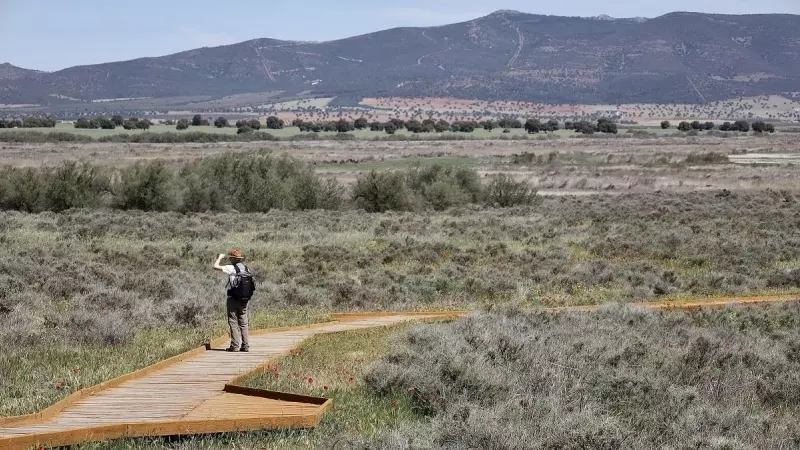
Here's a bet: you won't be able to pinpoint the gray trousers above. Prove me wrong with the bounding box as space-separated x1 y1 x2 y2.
226 297 249 349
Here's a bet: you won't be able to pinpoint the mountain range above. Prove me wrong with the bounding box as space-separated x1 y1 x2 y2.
2 10 800 106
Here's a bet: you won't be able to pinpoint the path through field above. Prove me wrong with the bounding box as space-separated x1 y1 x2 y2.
1 295 798 449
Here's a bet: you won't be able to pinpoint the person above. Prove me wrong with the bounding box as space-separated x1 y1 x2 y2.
213 250 254 352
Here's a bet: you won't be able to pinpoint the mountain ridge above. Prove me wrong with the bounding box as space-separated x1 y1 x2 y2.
3 10 800 106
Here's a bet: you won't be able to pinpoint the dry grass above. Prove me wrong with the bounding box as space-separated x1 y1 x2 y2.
349 303 800 449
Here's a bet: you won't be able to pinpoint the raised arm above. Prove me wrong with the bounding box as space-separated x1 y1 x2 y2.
212 253 227 271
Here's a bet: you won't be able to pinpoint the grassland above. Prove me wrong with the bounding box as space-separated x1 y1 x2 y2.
2 134 800 449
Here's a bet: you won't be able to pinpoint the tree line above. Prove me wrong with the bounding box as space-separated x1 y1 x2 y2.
0 117 57 128
74 115 152 130
290 117 619 135
661 120 775 133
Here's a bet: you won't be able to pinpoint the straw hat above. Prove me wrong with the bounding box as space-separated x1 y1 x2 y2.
228 249 245 260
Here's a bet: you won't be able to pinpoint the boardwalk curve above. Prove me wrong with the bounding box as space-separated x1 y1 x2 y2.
1 295 799 449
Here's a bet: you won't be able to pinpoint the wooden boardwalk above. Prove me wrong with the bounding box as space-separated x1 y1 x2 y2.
1 295 798 450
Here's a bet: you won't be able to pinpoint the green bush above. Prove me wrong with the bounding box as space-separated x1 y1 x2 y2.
0 131 93 143
0 162 105 212
352 170 415 212
406 164 483 211
0 167 45 211
114 161 177 211
179 152 342 212
43 162 106 211
485 173 538 207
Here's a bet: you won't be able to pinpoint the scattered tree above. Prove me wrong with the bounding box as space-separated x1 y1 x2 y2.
661 121 671 129
353 117 368 130
732 120 750 132
214 117 229 128
597 118 617 134
524 119 541 134
335 119 353 133
434 119 450 133
192 115 204 126
266 116 283 130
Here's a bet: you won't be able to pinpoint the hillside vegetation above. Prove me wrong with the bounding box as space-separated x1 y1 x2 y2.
3 11 800 105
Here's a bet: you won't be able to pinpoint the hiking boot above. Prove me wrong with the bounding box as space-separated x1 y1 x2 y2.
240 346 250 353
226 346 240 352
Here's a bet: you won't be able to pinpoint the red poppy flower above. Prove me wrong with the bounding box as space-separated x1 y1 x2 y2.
323 386 328 390
307 378 313 384
348 377 354 383
56 385 62 391
72 368 80 375
391 401 397 407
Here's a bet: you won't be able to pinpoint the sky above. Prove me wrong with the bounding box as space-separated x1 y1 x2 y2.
1 0 799 71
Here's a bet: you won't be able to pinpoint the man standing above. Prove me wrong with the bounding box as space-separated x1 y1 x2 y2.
213 250 255 352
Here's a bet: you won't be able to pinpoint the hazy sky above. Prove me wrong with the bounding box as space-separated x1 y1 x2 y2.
1 0 798 71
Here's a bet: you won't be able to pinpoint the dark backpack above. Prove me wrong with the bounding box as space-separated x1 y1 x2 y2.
229 264 256 301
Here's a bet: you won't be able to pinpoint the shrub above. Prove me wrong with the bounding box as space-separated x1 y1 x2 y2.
0 167 45 211
485 174 537 207
42 162 106 211
352 171 414 212
0 131 93 143
685 152 730 164
406 164 483 211
357 304 800 449
179 152 343 212
0 162 105 212
114 161 177 211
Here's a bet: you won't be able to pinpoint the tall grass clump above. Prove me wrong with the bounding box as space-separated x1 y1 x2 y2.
354 303 800 449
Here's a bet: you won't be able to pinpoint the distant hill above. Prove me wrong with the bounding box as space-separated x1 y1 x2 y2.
3 11 800 105
0 63 39 80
